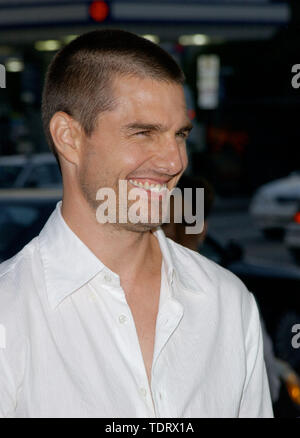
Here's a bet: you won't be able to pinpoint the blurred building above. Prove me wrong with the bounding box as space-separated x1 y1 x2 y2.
0 0 299 195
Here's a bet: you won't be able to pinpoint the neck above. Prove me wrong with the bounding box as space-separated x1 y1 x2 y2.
61 191 162 283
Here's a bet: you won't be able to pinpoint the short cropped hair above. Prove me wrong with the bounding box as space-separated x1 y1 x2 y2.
41 29 185 164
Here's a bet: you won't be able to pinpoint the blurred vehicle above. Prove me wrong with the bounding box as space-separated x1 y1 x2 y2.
0 189 62 263
284 207 300 266
249 172 300 239
274 359 300 417
0 153 61 189
199 234 300 416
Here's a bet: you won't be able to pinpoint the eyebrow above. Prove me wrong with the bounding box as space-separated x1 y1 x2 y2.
122 121 193 134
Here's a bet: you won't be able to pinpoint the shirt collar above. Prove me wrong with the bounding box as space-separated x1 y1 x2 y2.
39 201 105 309
39 201 176 309
152 227 175 286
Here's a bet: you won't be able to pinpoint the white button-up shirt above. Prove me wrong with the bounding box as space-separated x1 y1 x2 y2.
0 201 273 418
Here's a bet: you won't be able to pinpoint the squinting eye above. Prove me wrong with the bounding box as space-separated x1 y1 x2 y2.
177 131 189 139
135 131 151 137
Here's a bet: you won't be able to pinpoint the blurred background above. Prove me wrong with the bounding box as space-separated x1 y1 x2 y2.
1 0 300 417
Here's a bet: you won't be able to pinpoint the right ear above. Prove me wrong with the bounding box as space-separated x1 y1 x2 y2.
49 111 83 166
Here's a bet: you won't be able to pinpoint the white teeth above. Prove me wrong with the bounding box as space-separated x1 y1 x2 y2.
128 179 167 192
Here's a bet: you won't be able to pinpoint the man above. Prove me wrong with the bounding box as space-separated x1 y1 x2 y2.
0 29 273 417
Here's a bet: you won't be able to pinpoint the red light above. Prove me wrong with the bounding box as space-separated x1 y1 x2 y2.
188 109 196 121
175 43 184 54
89 1 109 22
294 212 300 224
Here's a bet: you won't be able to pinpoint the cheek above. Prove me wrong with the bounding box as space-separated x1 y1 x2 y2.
180 144 188 168
115 141 150 173
80 149 97 179
78 147 106 192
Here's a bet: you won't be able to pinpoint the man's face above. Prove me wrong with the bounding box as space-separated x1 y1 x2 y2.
77 75 191 232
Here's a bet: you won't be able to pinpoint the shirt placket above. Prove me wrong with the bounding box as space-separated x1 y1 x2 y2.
101 269 157 417
150 270 184 417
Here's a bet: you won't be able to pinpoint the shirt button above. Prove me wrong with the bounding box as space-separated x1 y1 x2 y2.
140 387 147 397
104 273 112 283
118 314 127 324
88 292 97 302
159 392 163 400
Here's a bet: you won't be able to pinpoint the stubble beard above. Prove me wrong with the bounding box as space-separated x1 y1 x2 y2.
78 174 164 233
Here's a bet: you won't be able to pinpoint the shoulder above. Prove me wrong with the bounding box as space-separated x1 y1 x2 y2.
168 236 246 287
0 238 39 323
167 237 252 305
167 237 259 337
0 236 38 281
0 244 36 416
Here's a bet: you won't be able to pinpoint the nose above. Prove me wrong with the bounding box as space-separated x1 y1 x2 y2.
153 135 187 176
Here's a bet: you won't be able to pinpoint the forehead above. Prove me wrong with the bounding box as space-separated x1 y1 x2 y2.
105 75 188 126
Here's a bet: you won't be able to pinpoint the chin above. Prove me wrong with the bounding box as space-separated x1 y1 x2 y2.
116 221 162 233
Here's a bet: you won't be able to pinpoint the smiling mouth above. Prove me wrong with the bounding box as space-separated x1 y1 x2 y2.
128 179 168 193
